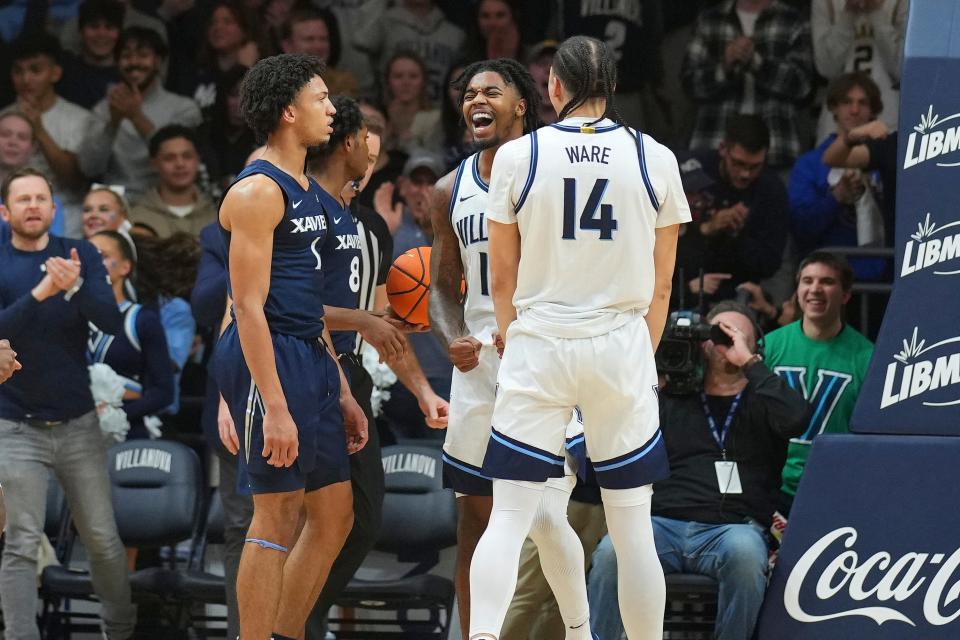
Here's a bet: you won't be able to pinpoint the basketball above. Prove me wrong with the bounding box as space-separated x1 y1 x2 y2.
387 246 431 327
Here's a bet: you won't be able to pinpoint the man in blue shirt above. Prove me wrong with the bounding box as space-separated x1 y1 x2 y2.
789 72 888 281
0 167 134 639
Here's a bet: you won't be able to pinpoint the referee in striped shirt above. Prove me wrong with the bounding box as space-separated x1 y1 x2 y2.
305 97 449 638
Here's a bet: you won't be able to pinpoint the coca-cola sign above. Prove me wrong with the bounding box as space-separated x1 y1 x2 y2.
756 433 960 639
784 527 960 627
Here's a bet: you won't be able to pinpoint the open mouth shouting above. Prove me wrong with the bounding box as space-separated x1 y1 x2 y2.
471 109 496 137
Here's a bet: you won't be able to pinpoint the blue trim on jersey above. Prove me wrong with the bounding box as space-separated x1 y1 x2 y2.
635 130 660 212
123 303 142 352
491 429 564 465
514 130 539 214
550 123 622 133
448 159 467 222
91 334 113 364
565 433 589 482
442 452 493 496
591 430 670 490
481 427 566 483
471 154 489 192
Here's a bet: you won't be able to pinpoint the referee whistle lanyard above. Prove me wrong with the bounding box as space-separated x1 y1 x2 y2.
700 391 743 461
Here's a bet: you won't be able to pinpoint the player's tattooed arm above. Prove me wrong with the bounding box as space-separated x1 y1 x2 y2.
648 224 681 351
430 170 482 373
222 175 298 468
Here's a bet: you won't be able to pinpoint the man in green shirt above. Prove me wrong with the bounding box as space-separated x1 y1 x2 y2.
764 251 874 510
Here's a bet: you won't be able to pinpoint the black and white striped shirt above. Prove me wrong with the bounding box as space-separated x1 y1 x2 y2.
351 202 393 355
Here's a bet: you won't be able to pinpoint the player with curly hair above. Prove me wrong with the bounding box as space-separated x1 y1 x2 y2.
212 53 369 640
428 58 597 640
468 37 691 640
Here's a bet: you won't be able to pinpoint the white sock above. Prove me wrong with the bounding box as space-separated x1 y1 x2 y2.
468 479 545 638
529 476 592 640
601 486 665 640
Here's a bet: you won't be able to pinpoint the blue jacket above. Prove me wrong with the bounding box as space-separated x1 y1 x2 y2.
788 135 888 281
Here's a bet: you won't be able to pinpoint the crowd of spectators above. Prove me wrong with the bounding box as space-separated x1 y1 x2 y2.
0 0 906 637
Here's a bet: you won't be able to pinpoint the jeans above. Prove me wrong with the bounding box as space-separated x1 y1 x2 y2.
0 412 135 640
588 516 768 640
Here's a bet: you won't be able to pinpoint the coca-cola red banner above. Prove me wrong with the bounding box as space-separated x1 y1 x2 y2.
757 434 960 637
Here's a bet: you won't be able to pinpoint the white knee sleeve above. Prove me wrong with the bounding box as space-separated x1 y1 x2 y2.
527 475 593 640
469 480 544 638
602 486 665 640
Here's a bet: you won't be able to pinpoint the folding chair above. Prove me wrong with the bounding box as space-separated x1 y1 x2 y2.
332 444 457 639
40 439 204 637
663 573 719 639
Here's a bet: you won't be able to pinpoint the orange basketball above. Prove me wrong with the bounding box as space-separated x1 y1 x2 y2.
387 246 431 327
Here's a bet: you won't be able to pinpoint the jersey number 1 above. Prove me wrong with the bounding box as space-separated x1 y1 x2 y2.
562 178 618 240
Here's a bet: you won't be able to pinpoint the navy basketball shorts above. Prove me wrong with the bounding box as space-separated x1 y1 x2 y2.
214 324 351 494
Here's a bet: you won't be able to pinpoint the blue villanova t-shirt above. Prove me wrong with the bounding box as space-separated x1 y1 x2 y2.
219 159 330 339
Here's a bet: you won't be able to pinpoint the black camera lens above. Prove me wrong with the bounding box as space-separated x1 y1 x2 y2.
709 323 733 346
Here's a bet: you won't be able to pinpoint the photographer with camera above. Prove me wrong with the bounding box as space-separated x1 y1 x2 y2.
587 301 809 640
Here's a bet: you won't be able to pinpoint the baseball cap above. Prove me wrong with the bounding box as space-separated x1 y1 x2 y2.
402 149 445 180
675 152 715 194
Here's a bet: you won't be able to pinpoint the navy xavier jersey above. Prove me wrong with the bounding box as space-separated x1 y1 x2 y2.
220 159 329 339
317 186 362 354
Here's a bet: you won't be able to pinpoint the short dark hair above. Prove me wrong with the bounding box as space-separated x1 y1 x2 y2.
78 0 125 29
9 33 62 66
282 5 342 68
115 26 167 61
1 167 54 204
826 72 883 117
453 58 542 135
723 114 770 153
149 125 199 157
797 251 854 293
707 300 764 354
239 54 325 142
307 95 364 169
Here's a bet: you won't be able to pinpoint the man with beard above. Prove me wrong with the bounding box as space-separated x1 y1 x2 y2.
430 58 594 640
684 115 790 306
763 251 873 513
0 167 132 639
3 34 91 237
79 26 201 201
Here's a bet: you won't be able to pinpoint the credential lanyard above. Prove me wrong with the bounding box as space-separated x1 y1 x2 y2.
700 391 743 460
